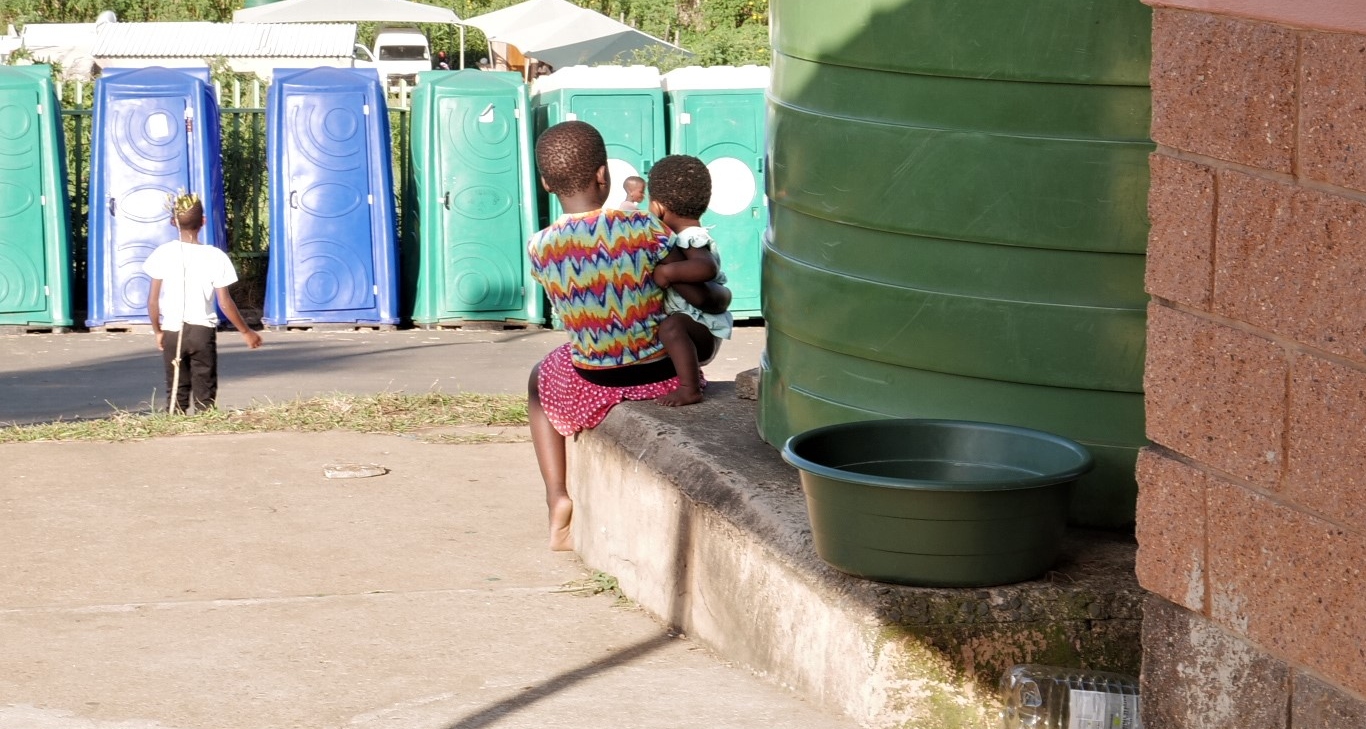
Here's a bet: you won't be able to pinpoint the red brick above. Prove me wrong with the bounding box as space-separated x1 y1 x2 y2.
1135 449 1207 612
1145 0 1366 35
1214 170 1366 362
1293 671 1366 729
1151 10 1297 171
1286 355 1366 530
1300 32 1366 193
1207 482 1366 696
1146 154 1216 308
1144 304 1288 486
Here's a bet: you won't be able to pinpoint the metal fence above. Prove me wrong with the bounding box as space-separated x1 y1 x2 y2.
55 77 412 308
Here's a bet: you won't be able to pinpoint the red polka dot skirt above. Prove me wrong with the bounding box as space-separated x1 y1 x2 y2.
536 343 702 436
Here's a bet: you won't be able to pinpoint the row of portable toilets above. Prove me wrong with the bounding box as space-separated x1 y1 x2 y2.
0 63 769 330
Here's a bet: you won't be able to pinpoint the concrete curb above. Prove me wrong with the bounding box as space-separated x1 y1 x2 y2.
569 383 1144 728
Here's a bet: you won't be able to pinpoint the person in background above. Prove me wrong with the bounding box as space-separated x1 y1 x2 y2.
616 176 645 211
433 50 450 70
477 57 491 70
144 193 262 414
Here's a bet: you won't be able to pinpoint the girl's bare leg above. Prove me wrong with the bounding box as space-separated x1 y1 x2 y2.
528 365 573 551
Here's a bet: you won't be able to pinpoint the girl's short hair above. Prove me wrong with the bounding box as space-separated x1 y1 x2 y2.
535 121 607 196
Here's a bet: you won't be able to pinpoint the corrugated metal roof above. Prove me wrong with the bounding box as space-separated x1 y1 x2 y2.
94 22 356 58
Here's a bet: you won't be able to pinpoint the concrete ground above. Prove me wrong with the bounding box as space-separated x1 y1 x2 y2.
0 326 860 729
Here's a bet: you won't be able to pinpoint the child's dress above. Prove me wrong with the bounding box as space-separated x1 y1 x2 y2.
664 226 733 340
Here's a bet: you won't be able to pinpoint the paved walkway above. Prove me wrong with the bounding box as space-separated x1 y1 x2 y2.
0 327 858 729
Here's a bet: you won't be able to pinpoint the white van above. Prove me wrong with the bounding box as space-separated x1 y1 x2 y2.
354 25 430 86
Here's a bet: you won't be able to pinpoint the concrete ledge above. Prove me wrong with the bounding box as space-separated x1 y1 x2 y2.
568 383 1143 729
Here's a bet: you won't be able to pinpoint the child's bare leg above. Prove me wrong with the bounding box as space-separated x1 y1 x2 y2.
658 313 713 407
528 365 573 551
671 280 731 315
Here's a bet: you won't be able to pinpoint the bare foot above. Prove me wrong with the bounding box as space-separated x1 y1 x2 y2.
549 497 574 551
658 386 704 407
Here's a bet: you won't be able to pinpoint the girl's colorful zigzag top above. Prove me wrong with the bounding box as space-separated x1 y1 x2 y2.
528 209 674 369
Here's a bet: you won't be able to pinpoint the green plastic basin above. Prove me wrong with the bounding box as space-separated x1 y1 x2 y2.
782 419 1094 587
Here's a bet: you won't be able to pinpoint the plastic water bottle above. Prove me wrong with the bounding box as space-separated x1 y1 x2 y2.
998 664 1142 729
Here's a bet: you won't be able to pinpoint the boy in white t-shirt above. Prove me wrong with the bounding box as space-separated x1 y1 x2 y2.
143 194 262 413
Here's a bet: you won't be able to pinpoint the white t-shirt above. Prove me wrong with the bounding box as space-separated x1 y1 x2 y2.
142 240 238 331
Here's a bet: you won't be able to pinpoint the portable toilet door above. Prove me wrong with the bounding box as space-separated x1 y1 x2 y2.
663 65 770 321
532 66 665 220
0 65 73 331
406 70 541 328
263 67 399 328
86 67 227 329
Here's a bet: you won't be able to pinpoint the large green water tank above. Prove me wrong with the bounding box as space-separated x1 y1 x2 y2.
760 0 1154 528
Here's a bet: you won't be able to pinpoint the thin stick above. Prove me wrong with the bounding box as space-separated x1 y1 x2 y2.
168 328 184 415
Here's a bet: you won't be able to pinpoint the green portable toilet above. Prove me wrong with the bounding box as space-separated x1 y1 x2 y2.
0 65 73 331
532 65 666 220
663 65 770 321
405 70 542 327
761 0 1154 528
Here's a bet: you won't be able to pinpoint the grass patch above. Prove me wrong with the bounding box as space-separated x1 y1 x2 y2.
421 430 532 445
556 570 632 607
0 392 529 443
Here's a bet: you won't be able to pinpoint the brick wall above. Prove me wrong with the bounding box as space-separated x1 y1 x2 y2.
1139 2 1366 726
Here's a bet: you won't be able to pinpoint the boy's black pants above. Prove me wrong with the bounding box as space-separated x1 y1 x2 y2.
162 324 218 413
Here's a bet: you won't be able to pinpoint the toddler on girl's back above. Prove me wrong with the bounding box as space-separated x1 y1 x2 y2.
647 154 734 407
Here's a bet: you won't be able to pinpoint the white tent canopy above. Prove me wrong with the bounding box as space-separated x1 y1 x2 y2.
232 0 462 67
465 0 687 70
232 0 459 24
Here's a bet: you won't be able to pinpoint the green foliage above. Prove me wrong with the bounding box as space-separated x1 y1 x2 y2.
2 0 236 26
5 45 35 64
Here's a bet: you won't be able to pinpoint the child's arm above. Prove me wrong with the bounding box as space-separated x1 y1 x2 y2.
148 279 166 351
654 247 731 315
653 245 718 288
215 287 263 349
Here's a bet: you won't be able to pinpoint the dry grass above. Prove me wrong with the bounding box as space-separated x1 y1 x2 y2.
0 392 529 443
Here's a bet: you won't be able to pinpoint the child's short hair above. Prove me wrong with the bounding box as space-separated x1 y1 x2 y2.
536 121 608 197
623 176 645 190
647 155 711 219
169 192 205 231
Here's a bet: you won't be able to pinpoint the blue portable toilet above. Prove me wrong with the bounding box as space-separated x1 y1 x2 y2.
531 66 665 220
405 70 542 328
662 65 770 320
86 67 227 329
263 67 399 328
0 65 74 330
